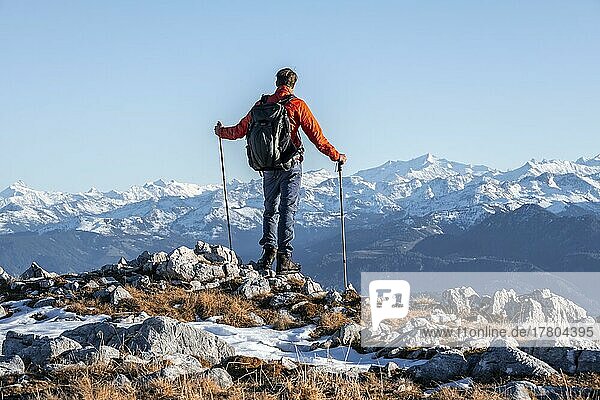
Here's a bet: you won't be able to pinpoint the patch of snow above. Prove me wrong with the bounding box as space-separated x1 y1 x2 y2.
0 301 424 372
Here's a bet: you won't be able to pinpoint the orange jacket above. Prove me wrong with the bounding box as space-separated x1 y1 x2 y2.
219 85 341 162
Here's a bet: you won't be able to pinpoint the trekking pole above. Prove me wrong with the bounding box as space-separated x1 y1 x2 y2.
337 161 348 289
218 136 233 251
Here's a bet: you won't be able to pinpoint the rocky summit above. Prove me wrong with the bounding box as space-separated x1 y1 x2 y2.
0 241 598 399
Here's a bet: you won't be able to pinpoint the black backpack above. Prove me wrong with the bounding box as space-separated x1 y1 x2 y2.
246 94 303 171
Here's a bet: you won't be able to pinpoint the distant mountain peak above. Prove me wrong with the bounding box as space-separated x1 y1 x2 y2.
576 154 600 167
414 153 438 164
356 153 492 184
144 179 168 188
0 180 32 199
11 180 28 188
85 187 102 195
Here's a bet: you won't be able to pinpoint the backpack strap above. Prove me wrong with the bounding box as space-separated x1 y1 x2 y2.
280 94 295 104
260 94 270 104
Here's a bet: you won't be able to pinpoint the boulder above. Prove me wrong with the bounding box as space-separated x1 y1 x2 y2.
470 346 557 382
408 349 468 384
83 280 100 290
577 349 600 373
237 276 270 299
202 367 233 389
65 281 80 292
382 361 400 377
113 311 150 324
325 290 343 304
93 285 116 299
142 251 168 273
99 276 118 286
425 378 474 395
194 241 212 255
158 246 226 283
58 345 120 365
529 347 579 374
195 241 239 265
303 278 324 297
538 385 600 399
38 278 55 289
110 286 133 305
2 332 37 357
112 373 132 388
61 322 127 348
193 263 226 283
126 316 234 365
0 355 25 377
19 262 58 280
33 297 56 308
125 274 151 288
495 381 538 400
266 273 305 291
132 251 152 268
159 246 200 281
335 323 362 346
142 353 206 382
269 292 305 308
3 332 82 366
223 263 241 279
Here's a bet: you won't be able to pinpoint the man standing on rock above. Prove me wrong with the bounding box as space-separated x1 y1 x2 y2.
215 68 346 275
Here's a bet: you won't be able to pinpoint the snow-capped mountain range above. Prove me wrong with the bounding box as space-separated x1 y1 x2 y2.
2 153 600 239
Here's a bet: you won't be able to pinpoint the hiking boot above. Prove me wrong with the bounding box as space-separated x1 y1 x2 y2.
276 253 301 275
256 246 277 270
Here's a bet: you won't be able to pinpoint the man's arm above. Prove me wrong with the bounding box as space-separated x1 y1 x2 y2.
216 112 252 140
297 100 342 162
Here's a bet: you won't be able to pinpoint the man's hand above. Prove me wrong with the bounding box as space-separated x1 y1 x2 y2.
214 121 223 137
338 153 348 165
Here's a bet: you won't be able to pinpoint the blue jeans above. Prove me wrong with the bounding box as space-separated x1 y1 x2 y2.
259 161 302 255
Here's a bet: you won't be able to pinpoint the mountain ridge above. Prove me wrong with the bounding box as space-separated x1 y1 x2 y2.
2 154 600 237
3 153 600 279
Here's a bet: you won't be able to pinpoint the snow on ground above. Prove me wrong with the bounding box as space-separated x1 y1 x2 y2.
0 300 109 344
193 321 425 371
0 301 425 372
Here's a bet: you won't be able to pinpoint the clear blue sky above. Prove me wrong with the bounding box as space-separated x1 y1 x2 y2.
1 1 599 192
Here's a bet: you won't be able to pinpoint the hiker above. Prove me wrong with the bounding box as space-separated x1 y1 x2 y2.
214 68 347 275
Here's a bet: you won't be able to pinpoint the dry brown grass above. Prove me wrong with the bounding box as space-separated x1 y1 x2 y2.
6 357 600 400
268 312 301 331
430 386 504 399
293 301 322 320
122 285 198 321
62 284 275 328
62 285 195 321
315 311 352 336
534 371 600 389
64 296 116 316
194 289 268 327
